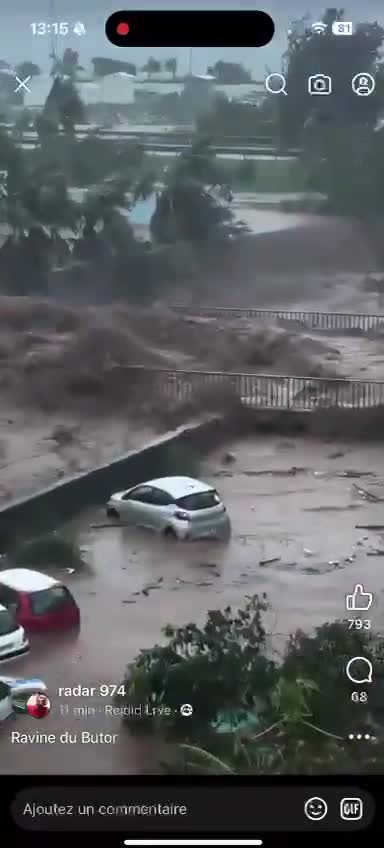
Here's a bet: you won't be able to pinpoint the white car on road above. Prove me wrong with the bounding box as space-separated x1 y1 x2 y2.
0 604 29 663
107 475 231 540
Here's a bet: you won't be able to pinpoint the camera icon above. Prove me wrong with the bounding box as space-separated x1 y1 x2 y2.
308 74 332 95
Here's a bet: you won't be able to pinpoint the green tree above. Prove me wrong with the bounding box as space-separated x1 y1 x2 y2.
208 61 251 84
142 57 162 77
279 9 384 145
150 137 243 243
15 61 41 79
122 595 384 774
42 77 85 135
165 57 177 78
51 48 81 80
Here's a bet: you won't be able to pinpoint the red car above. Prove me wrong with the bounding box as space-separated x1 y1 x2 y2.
0 569 80 632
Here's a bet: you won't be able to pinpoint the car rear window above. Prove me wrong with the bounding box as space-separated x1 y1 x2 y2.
176 490 221 511
0 607 18 636
30 586 75 616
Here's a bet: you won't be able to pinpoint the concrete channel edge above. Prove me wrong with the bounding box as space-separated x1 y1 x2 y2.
0 414 226 546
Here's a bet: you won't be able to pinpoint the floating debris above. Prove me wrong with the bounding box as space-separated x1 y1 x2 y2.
352 484 383 502
339 471 376 479
259 556 281 566
222 452 236 464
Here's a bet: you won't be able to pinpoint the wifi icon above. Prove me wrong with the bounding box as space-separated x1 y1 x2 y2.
312 21 327 34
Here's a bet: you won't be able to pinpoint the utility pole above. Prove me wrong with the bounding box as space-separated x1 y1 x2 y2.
189 48 193 75
49 0 58 72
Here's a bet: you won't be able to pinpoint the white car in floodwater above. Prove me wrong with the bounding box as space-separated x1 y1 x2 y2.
107 475 231 541
0 604 29 663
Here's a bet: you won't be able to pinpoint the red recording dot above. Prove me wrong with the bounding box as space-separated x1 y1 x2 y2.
116 21 130 36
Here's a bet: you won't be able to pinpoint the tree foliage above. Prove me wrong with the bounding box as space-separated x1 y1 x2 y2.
150 138 243 243
165 58 177 77
282 8 384 221
207 61 252 84
15 61 41 79
279 9 384 145
123 595 384 774
142 58 162 77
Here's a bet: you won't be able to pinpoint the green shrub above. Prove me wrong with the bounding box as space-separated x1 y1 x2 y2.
122 595 384 773
10 531 85 569
122 594 275 737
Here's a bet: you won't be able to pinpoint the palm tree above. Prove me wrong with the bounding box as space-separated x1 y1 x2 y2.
0 145 80 293
15 61 41 79
50 48 81 80
41 76 85 135
142 57 161 78
165 57 177 78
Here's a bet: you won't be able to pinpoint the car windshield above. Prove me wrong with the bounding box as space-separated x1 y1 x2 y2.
0 608 18 636
30 586 74 616
176 490 221 511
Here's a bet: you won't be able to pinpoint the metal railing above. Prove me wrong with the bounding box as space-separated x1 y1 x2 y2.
171 306 384 334
126 366 384 411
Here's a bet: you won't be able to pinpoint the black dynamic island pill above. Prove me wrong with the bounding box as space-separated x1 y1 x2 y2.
106 11 275 47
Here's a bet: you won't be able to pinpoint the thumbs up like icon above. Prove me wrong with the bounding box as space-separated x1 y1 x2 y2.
345 584 373 611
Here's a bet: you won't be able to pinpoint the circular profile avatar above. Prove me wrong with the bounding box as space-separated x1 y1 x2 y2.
26 692 51 719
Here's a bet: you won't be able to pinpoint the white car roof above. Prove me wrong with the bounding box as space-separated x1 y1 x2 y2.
0 568 59 593
140 476 212 499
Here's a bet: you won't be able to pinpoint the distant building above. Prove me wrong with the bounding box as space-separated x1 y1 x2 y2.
22 72 136 110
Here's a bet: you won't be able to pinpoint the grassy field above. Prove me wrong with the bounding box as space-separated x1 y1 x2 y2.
147 154 307 193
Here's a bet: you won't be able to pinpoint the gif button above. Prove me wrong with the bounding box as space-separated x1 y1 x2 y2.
340 798 363 821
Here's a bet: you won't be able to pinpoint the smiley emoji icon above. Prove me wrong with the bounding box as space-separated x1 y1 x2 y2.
304 797 328 821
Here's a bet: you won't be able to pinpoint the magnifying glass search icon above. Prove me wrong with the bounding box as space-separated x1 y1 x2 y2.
265 73 288 95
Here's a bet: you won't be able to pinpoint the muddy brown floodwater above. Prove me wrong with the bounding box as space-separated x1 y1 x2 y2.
2 433 384 774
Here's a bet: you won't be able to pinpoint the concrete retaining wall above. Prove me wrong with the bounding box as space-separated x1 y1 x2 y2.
0 416 227 547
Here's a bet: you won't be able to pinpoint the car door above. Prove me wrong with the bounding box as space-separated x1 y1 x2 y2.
119 485 157 528
143 487 174 531
0 584 20 625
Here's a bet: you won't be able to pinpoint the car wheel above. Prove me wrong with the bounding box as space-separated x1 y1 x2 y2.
163 527 178 540
107 507 120 519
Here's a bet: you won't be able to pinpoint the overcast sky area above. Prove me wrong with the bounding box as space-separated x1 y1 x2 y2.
4 1 384 74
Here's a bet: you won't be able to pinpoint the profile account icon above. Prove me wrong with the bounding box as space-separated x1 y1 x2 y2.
352 73 375 96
